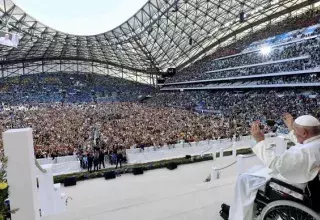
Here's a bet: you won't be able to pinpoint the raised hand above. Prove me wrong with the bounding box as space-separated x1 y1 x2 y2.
250 122 265 143
283 113 294 131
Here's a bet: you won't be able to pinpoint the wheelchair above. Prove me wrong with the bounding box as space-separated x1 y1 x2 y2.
221 176 320 220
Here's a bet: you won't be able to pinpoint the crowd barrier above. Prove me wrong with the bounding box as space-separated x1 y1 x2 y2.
36 155 80 176
36 133 287 176
42 161 81 176
211 136 288 180
37 155 77 165
126 136 254 164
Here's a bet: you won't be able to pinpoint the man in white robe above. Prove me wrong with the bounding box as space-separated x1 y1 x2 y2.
224 113 320 220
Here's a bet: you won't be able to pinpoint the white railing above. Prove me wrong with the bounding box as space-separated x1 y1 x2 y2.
41 162 81 176
207 55 310 74
210 136 287 180
162 68 320 86
36 156 81 176
37 155 77 165
126 136 254 164
161 82 320 91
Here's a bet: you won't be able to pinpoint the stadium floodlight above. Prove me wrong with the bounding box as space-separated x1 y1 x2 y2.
260 45 271 55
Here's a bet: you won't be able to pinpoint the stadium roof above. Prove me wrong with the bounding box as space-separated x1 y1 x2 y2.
0 0 318 74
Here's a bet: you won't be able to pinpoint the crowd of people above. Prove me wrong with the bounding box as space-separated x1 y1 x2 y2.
164 34 320 84
162 73 320 89
2 88 311 160
0 102 246 159
161 31 320 89
145 89 320 125
166 8 320 84
0 8 319 167
208 34 319 73
0 72 154 105
255 74 320 85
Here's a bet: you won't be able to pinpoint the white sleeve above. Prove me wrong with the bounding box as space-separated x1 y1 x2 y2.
287 130 298 144
252 141 316 183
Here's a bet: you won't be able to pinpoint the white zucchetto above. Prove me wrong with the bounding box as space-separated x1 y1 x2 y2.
294 115 320 127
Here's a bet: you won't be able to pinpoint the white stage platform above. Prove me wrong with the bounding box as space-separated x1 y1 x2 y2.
43 155 262 220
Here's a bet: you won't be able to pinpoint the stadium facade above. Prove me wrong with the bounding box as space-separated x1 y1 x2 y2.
0 0 319 84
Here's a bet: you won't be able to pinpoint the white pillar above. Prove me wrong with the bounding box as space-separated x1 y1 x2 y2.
219 148 224 158
211 166 218 180
3 128 41 220
37 165 55 216
237 155 245 175
212 149 216 160
232 142 237 157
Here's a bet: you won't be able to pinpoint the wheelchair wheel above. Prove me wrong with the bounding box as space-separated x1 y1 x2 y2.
259 200 320 220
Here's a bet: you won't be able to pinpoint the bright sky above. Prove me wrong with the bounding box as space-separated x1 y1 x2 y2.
13 0 148 35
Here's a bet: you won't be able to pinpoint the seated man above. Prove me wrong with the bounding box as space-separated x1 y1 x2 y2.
221 113 320 220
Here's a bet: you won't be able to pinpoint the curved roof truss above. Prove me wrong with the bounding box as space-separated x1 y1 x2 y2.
0 0 318 73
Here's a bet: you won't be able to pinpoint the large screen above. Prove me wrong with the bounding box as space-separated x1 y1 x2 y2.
0 30 20 48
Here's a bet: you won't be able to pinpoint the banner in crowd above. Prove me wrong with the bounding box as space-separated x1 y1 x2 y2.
0 30 21 48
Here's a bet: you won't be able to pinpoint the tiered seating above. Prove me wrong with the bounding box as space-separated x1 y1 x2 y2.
0 72 153 104
145 89 320 125
163 24 320 90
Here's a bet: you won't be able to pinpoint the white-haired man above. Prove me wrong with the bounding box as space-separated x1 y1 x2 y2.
221 113 320 220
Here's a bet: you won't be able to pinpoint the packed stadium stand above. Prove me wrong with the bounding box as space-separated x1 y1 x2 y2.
1 0 320 219
0 1 318 159
161 24 320 89
0 0 318 162
0 73 154 104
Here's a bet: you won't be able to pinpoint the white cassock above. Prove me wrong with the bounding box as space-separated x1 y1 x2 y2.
229 130 320 220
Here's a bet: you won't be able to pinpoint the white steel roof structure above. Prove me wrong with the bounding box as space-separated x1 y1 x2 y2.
0 0 318 83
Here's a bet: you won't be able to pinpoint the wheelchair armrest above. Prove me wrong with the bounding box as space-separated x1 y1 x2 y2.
267 178 304 194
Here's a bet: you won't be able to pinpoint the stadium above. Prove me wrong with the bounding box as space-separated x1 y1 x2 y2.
0 0 320 219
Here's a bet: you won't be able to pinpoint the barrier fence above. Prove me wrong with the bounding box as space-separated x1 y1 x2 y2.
210 136 288 180
126 136 254 164
36 133 289 176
